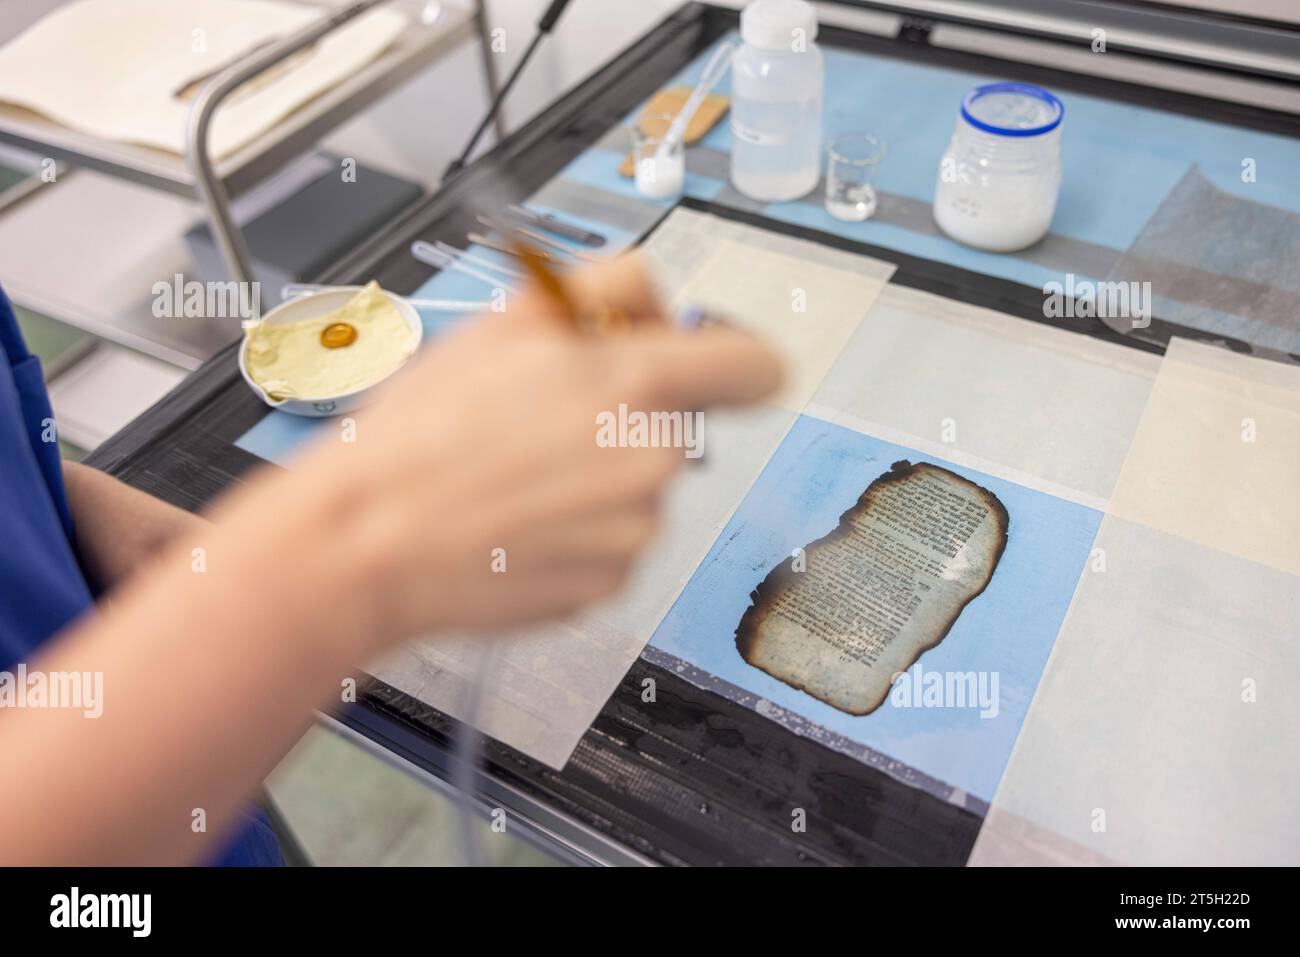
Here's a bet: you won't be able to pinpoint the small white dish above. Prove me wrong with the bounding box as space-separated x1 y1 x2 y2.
238 285 422 417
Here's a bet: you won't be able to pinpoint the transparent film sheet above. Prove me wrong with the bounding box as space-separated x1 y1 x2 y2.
970 517 1300 866
373 207 896 768
372 404 797 768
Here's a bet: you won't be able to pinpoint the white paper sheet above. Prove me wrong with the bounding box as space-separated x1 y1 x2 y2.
808 284 1161 508
1107 337 1300 577
0 0 406 158
972 341 1300 865
970 516 1300 866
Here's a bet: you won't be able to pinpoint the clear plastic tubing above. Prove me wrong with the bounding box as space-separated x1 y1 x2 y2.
729 0 824 203
933 82 1065 252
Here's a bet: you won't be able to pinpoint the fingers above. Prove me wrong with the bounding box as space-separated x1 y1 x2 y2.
483 442 679 542
365 249 785 637
509 499 661 564
564 252 666 326
486 253 784 415
497 251 669 335
608 324 785 411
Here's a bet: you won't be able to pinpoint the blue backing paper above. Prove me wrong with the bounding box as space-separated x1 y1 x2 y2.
648 415 1102 804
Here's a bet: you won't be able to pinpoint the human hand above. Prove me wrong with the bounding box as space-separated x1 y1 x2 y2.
273 254 782 647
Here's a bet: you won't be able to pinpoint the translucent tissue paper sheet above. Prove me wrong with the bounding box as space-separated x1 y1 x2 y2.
646 208 900 411
372 209 897 769
1104 166 1300 356
972 340 1300 865
370 402 802 768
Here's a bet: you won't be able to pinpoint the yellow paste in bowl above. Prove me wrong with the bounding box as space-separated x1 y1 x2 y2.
244 282 418 401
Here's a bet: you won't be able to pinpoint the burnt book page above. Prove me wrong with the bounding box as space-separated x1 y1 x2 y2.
736 461 1009 715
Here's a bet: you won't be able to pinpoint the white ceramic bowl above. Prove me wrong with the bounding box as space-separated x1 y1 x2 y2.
238 286 422 417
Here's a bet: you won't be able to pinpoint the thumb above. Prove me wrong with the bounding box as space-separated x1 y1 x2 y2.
496 251 669 335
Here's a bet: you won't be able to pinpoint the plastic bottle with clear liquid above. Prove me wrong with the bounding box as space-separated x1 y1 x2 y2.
729 0 824 203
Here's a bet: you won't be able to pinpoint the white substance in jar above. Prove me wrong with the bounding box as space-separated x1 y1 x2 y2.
635 151 685 199
933 82 1063 252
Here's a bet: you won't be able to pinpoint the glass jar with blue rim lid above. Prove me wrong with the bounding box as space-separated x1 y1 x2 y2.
933 82 1064 252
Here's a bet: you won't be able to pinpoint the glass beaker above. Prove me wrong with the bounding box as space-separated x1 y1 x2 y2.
826 132 886 222
632 112 686 200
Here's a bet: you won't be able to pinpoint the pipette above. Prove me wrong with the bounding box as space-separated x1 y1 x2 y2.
657 42 735 158
280 282 488 312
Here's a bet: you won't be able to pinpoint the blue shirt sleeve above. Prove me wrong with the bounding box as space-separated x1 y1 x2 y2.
0 284 281 866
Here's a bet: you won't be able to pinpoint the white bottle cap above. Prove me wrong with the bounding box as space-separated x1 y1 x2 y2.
740 0 819 52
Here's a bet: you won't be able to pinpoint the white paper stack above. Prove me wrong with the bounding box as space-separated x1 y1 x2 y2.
0 0 407 158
